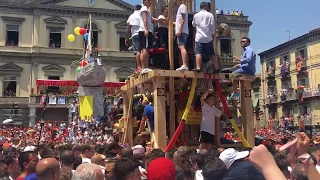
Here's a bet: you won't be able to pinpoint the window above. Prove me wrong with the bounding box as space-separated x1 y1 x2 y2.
119 78 126 82
6 25 19 46
299 105 309 115
298 78 307 86
268 86 276 93
49 29 61 48
83 23 99 48
280 54 290 64
220 38 232 56
119 37 128 51
283 106 293 116
3 75 17 97
268 60 275 67
296 49 307 59
47 76 60 93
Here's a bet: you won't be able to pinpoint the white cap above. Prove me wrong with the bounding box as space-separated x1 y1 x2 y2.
98 55 101 56
23 145 37 152
219 148 249 169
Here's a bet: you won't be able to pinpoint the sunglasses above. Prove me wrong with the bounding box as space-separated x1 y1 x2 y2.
240 40 246 43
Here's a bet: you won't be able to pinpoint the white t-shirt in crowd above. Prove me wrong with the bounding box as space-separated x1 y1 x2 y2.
192 10 215 43
158 15 166 28
127 10 141 37
195 170 203 180
139 6 153 32
175 4 189 35
97 57 102 65
201 103 221 135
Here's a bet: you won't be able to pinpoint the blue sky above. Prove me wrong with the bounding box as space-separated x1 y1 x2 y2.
123 0 320 72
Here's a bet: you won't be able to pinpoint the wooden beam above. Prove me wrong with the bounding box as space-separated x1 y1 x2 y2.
121 70 256 91
121 89 133 146
186 0 192 13
150 0 155 16
168 0 176 140
240 80 254 147
153 77 167 149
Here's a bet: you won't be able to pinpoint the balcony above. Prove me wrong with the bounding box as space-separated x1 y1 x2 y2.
279 89 298 102
265 95 277 105
0 97 29 104
217 15 250 22
266 67 275 80
0 46 134 60
29 95 76 108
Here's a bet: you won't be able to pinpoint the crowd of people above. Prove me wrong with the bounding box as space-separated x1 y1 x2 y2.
1 123 320 180
216 9 244 16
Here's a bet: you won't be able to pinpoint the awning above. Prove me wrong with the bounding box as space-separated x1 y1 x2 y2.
36 79 125 88
253 92 259 108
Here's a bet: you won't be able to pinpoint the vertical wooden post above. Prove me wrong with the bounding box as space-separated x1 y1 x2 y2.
214 82 220 146
210 0 218 55
168 0 176 138
150 0 155 16
240 80 254 147
122 90 133 146
186 0 192 13
153 77 167 149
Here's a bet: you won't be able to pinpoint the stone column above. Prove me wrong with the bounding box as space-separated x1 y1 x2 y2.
16 76 20 97
105 20 111 49
104 66 111 81
70 64 76 80
29 107 36 126
33 11 40 47
71 16 78 48
0 76 3 96
31 63 39 93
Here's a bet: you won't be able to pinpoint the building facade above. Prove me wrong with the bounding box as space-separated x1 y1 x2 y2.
259 29 320 131
252 74 262 127
0 0 252 126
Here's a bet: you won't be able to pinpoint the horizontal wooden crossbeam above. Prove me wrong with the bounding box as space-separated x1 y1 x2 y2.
121 70 255 91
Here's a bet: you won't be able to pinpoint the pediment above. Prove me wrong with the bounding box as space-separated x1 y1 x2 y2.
115 21 127 29
44 16 67 25
0 63 23 76
43 64 66 72
37 0 134 11
0 63 23 72
114 67 133 75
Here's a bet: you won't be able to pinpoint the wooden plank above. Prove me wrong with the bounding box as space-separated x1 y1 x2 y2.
168 0 176 141
121 89 133 146
240 80 254 147
121 70 256 91
153 77 167 149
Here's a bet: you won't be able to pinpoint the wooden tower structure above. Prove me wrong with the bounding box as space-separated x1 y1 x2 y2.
119 0 255 150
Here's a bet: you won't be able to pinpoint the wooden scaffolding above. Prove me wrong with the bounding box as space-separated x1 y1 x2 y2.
119 0 255 150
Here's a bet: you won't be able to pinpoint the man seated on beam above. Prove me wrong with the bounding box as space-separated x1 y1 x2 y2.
230 37 256 100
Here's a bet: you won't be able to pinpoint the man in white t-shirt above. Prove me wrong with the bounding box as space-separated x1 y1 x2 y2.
126 5 142 74
192 2 219 72
157 6 168 47
138 0 153 74
175 0 189 71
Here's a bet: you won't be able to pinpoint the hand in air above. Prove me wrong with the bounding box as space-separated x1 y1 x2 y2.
248 144 277 171
296 132 310 155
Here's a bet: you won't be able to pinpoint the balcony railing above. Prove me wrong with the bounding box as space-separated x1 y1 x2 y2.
29 96 76 107
266 95 277 105
0 97 29 104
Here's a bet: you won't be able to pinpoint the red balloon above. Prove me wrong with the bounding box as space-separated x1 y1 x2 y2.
79 60 87 67
79 28 86 35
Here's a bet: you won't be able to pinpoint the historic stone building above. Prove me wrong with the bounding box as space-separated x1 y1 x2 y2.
0 0 252 126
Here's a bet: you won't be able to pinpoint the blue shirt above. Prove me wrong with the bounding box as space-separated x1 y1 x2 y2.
143 104 154 130
239 46 256 74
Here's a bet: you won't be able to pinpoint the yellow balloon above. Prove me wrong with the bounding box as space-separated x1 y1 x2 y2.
68 34 75 42
74 27 80 35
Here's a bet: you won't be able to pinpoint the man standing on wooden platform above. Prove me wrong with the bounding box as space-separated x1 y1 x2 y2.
192 2 219 73
175 0 190 71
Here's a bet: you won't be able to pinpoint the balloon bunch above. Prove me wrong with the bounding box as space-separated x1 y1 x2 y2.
77 60 88 72
67 27 89 42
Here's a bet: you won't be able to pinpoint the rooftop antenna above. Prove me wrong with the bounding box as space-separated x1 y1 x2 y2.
285 30 291 41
